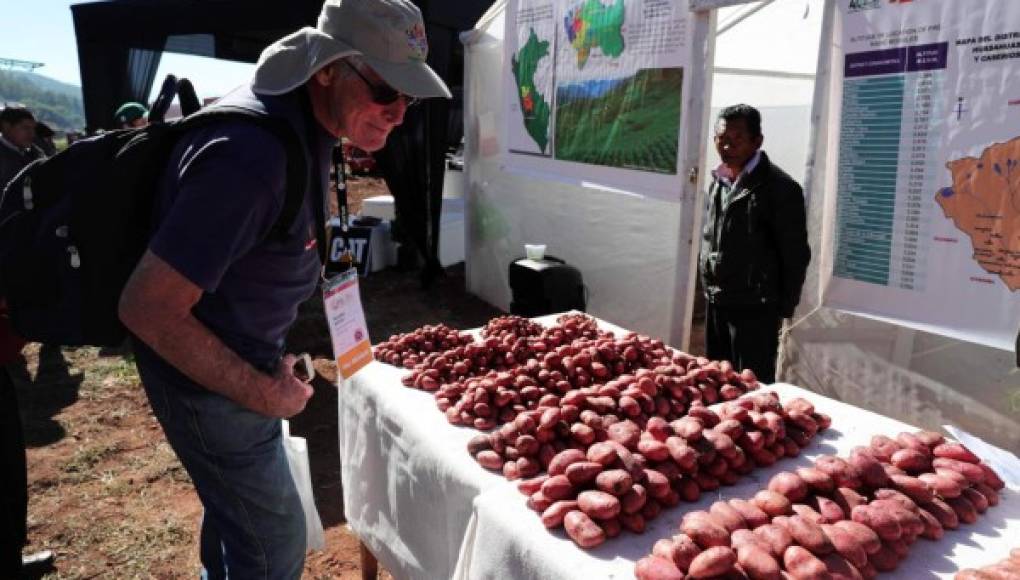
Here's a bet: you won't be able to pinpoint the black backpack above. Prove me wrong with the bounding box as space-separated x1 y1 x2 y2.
0 106 309 347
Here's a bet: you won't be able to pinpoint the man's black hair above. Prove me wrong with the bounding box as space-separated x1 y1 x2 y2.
0 106 35 127
718 104 762 137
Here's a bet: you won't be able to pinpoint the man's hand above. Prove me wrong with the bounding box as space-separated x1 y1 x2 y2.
256 354 315 418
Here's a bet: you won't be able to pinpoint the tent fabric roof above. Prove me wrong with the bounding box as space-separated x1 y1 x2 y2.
71 0 491 130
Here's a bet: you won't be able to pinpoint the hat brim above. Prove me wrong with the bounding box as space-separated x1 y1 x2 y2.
252 28 357 96
360 55 452 100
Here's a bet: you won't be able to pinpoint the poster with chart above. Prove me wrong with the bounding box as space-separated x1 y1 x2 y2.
504 0 691 198
824 0 1020 350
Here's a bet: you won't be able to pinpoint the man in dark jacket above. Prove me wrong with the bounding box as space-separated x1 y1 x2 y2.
699 104 811 384
0 107 40 189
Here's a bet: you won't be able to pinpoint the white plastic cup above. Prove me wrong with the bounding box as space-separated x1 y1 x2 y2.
525 244 546 261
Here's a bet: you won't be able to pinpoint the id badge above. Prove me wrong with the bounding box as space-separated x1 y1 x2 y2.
323 268 373 380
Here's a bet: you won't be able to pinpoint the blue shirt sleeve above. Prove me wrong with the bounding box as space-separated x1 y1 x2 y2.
148 121 288 292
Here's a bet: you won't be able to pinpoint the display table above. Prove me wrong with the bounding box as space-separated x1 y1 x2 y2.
337 315 1020 580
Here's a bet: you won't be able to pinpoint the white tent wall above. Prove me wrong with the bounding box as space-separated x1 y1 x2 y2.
462 2 703 345
781 0 1020 450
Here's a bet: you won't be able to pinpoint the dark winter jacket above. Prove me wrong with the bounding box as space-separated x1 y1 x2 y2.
699 151 811 317
0 139 38 193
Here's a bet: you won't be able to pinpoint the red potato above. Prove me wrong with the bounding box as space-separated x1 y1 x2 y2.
620 512 647 534
822 553 863 580
792 504 827 525
754 524 794 558
475 450 503 470
811 496 846 523
851 505 902 542
710 500 749 533
920 497 960 530
769 472 809 503
867 544 899 572
565 461 604 485
638 439 671 462
932 458 986 485
602 516 622 539
540 475 574 501
895 432 930 455
607 420 641 449
831 488 868 517
972 482 1000 507
932 442 980 463
526 490 552 513
833 520 881 555
786 514 834 556
917 472 963 499
516 475 548 496
541 500 579 528
821 524 868 569
672 417 705 441
730 498 772 529
641 498 663 520
872 489 920 513
681 512 731 549
587 442 617 466
732 529 769 552
796 467 836 495
868 435 901 462
754 490 793 517
563 510 606 548
890 448 932 473
783 546 829 580
548 449 587 476
634 556 685 580
915 508 944 540
665 437 698 471
595 469 633 496
736 543 782 580
815 456 862 489
914 430 945 447
869 500 923 537
621 483 648 515
688 547 737 579
659 534 701 573
848 448 890 489
979 463 1005 490
889 474 935 504
945 495 978 524
577 490 621 520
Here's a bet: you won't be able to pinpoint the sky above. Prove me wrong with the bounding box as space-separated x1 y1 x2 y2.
1 0 254 102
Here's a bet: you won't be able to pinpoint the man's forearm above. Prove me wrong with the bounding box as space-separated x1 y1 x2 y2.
130 310 271 413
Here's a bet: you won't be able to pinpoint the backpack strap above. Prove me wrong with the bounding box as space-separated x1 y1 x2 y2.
176 105 309 243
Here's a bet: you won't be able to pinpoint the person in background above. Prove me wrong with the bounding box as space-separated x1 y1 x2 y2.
1 306 55 576
113 101 149 129
0 106 40 189
698 104 811 384
33 121 56 158
117 0 450 577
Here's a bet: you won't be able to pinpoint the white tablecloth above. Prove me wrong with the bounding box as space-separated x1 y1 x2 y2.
338 317 1020 580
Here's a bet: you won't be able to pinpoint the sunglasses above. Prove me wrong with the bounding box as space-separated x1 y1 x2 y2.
345 61 420 108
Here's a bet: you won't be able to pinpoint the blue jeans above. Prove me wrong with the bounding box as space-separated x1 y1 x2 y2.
138 364 306 579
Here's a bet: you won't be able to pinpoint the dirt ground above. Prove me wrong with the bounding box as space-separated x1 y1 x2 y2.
14 176 706 579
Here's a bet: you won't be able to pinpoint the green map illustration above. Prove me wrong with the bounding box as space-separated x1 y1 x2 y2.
554 68 683 173
564 0 625 69
511 27 552 153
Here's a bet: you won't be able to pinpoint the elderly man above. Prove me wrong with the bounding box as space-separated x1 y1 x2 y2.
699 104 811 384
117 0 450 577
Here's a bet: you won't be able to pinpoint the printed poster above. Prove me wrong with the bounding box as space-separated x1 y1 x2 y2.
825 0 1020 350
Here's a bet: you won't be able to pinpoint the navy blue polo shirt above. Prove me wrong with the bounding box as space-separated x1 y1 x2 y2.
133 87 335 384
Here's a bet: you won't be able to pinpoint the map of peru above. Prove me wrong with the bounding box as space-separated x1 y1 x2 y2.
512 28 552 153
564 0 625 69
935 137 1020 291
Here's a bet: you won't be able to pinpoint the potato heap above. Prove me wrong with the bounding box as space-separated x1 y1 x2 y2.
394 314 762 431
635 430 1005 579
500 394 831 548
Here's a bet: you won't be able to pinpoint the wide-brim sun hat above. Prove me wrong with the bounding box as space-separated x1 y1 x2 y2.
252 0 451 99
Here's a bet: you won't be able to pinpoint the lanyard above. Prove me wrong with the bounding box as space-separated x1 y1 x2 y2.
329 145 354 275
